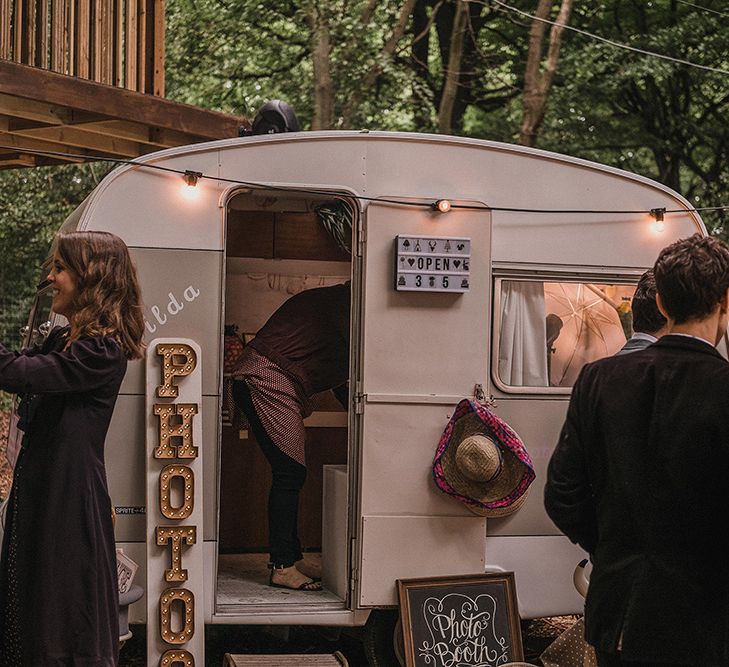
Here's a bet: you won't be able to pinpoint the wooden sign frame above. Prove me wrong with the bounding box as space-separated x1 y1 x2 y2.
397 572 523 667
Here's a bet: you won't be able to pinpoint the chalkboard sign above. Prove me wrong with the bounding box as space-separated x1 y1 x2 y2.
397 573 523 667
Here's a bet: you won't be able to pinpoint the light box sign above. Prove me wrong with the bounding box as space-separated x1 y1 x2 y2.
395 234 471 293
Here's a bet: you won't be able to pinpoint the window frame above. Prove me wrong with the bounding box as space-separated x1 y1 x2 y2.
491 271 642 396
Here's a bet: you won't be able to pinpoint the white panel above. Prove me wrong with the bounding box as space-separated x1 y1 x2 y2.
485 398 570 537
81 152 224 250
485 536 587 618
121 248 223 396
218 134 367 194
322 465 349 600
360 402 471 516
361 202 491 397
359 516 486 606
362 134 702 268
107 395 146 542
146 339 205 664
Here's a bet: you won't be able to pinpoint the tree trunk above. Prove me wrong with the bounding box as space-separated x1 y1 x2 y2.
340 0 418 127
307 3 335 130
519 0 572 147
437 0 469 134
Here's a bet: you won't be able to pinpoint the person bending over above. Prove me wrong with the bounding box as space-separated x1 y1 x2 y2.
230 282 350 591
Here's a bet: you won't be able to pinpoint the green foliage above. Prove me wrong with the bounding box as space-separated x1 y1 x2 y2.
0 163 112 347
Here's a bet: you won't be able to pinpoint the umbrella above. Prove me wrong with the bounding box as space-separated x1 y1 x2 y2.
544 282 632 387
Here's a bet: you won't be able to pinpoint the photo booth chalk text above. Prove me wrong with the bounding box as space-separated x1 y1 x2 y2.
398 573 523 667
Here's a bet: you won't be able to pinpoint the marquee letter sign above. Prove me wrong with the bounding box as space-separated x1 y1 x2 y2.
147 339 204 665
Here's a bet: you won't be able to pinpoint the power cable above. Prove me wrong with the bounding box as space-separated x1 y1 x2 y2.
675 0 729 20
491 0 729 76
0 142 725 216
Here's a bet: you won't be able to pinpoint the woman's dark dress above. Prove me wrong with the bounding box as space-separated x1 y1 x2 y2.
0 326 126 666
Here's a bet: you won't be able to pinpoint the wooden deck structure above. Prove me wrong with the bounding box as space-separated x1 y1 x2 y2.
0 0 245 168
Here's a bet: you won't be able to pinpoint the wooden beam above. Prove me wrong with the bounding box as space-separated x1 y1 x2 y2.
11 124 143 156
0 130 98 160
0 92 102 125
0 60 244 138
0 152 37 167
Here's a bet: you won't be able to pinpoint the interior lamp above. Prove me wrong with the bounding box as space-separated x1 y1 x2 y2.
432 199 452 213
650 207 666 233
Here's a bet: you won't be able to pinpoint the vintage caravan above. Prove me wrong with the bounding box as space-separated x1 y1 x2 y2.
16 131 705 663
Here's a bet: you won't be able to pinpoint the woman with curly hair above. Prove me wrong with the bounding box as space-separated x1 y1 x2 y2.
0 231 145 666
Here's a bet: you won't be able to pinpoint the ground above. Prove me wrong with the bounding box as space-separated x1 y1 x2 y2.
118 616 577 666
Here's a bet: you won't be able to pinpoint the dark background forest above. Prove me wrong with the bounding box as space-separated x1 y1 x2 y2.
2 0 728 353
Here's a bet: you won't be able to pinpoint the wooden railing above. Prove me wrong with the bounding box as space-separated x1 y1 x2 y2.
0 0 165 95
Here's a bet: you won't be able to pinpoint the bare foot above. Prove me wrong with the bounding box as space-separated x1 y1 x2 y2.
295 557 322 580
270 565 321 591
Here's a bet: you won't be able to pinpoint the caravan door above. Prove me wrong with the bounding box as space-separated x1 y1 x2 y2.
354 200 492 607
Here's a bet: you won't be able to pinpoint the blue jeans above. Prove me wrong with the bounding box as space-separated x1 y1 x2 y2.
233 380 307 567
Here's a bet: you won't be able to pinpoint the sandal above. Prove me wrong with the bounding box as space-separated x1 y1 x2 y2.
268 564 323 591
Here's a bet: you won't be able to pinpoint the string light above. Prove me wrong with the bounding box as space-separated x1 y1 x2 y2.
1 143 726 218
183 170 202 187
651 207 666 233
432 199 452 213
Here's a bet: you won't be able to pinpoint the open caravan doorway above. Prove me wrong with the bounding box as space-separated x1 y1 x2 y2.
216 188 355 615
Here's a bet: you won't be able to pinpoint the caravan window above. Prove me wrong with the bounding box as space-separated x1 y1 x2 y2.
495 279 637 390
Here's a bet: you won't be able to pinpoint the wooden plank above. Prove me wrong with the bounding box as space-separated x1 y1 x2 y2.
124 0 138 90
0 91 70 123
75 0 90 78
0 0 11 60
67 0 75 75
51 0 63 71
152 0 164 96
226 210 275 259
11 124 143 156
0 129 96 160
274 212 351 262
136 0 146 92
224 654 347 666
25 0 36 65
100 0 113 84
36 0 49 69
12 0 25 63
113 0 122 86
67 119 201 147
0 60 244 138
92 0 101 81
0 152 37 167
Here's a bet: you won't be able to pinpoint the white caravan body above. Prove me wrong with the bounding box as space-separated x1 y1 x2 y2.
35 132 703 639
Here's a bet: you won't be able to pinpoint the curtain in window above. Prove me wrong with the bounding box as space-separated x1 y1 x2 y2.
498 281 548 386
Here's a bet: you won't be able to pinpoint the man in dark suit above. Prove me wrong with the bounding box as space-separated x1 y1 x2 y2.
615 269 668 355
545 234 729 667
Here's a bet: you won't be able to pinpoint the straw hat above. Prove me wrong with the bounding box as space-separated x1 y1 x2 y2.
433 399 535 517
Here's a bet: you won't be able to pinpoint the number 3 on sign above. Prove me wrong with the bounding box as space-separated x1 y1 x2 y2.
415 275 422 287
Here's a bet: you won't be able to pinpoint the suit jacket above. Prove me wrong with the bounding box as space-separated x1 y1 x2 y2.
545 335 729 665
